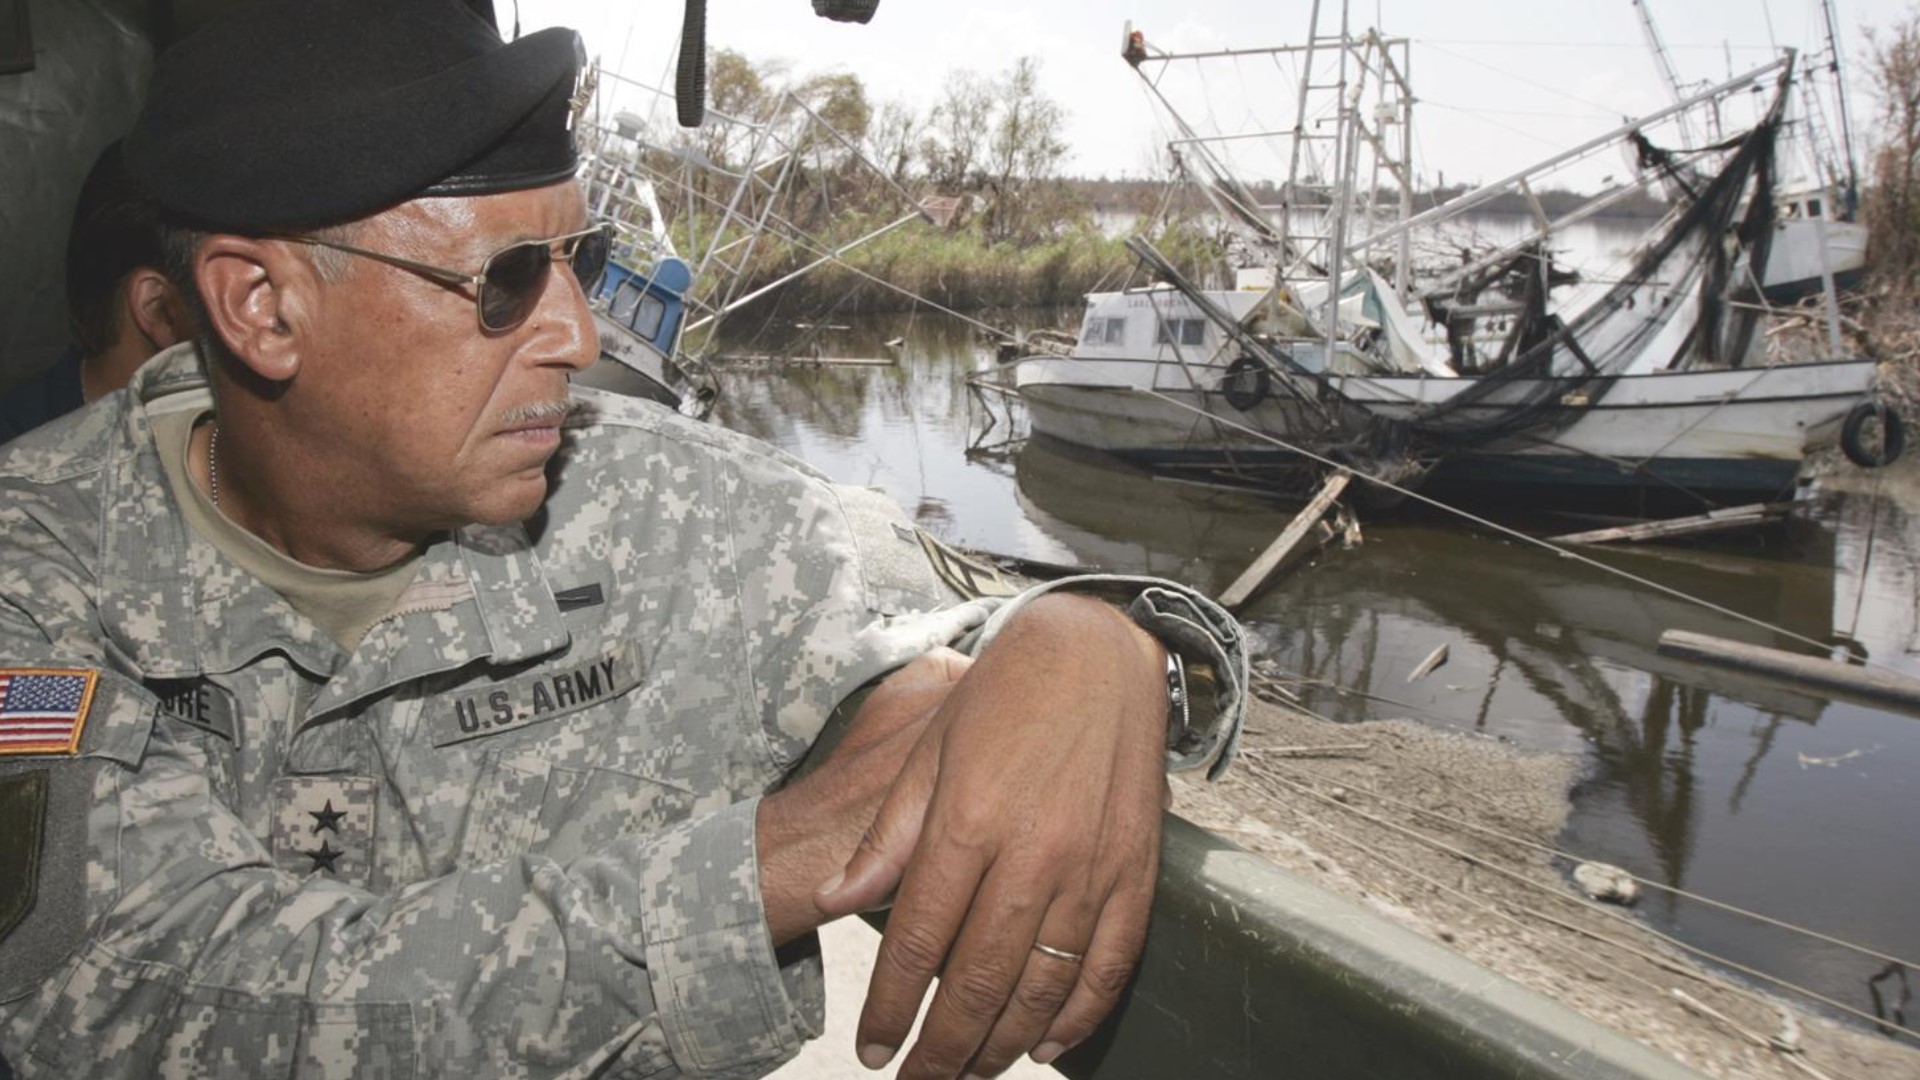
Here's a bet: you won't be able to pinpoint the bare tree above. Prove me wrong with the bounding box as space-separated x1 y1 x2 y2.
868 100 924 188
921 70 994 192
700 49 785 170
790 72 872 219
984 57 1069 242
1866 12 1920 286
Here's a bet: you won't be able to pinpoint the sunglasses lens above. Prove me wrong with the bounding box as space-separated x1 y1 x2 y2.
570 227 612 293
479 243 550 332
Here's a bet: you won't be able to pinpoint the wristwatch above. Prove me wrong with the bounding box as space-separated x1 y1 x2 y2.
1165 650 1191 750
1164 647 1221 762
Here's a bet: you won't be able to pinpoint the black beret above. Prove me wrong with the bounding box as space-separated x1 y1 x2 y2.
124 0 583 232
65 140 168 354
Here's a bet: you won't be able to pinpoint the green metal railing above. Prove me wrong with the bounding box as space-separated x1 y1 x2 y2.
1052 815 1704 1080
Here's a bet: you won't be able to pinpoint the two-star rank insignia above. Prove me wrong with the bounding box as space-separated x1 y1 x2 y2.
306 840 343 874
271 777 376 886
302 800 350 874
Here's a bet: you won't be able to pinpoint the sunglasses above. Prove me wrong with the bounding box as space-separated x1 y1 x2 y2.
286 223 614 333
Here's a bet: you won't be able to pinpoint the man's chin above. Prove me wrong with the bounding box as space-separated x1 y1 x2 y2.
465 474 551 527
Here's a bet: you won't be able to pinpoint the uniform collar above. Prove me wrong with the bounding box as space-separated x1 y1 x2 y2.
98 345 571 689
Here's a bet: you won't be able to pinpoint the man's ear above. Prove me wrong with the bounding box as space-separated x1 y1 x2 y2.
195 236 308 382
125 269 189 351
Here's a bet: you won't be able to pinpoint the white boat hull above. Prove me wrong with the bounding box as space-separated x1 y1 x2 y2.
1012 354 1878 499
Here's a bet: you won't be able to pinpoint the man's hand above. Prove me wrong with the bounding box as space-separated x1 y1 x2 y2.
758 647 973 945
815 593 1171 1078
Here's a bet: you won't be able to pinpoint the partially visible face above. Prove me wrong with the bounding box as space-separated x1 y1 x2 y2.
281 180 598 532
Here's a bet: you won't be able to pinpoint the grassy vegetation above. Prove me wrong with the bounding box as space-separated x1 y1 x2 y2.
730 217 1227 315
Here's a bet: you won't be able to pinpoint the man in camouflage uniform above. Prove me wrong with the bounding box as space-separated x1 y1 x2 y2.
0 3 1245 1078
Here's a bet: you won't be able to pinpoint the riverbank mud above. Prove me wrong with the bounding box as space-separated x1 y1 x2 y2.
1172 699 1920 1080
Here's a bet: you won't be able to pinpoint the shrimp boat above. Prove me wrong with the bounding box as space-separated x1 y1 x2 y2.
1010 14 1897 511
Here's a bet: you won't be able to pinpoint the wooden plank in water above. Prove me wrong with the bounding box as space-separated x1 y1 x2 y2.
1219 470 1351 612
1406 644 1450 683
716 352 897 366
1549 502 1793 545
1657 629 1920 714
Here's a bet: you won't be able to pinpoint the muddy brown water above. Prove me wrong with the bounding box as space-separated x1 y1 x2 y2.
707 309 1920 1034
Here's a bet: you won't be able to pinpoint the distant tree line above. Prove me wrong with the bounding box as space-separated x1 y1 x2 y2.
664 49 1078 246
1866 11 1920 287
620 48 1695 241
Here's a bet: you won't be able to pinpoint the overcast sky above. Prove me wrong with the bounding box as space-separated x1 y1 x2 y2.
518 0 1916 191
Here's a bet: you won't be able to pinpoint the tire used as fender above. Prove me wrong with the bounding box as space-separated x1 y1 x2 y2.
1840 400 1906 468
1222 355 1271 412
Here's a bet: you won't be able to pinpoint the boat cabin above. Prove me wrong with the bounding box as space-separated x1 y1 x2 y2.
1075 288 1265 361
598 255 691 359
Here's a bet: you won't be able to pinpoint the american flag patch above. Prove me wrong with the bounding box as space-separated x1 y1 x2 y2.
0 668 98 756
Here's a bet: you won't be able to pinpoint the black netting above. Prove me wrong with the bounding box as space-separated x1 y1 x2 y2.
1395 78 1786 451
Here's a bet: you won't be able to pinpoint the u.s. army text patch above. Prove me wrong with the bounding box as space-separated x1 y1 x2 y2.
428 640 643 747
0 668 98 756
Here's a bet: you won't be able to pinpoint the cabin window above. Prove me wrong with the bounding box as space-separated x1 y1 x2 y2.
1083 316 1128 346
1156 318 1207 347
1807 197 1824 219
609 280 668 339
610 281 645 325
630 295 667 339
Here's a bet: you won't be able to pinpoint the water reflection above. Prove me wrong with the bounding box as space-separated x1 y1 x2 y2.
710 308 1920 1027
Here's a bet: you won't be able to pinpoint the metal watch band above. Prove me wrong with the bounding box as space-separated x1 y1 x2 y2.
1165 649 1191 750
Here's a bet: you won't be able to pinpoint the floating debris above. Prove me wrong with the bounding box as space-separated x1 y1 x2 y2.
1407 643 1450 683
1795 749 1867 769
1572 861 1641 906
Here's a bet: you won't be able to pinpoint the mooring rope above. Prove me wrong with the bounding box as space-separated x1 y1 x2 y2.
1246 769 1870 1080
1244 757 1920 1044
1263 749 1918 972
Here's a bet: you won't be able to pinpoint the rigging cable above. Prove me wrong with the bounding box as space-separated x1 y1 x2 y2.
1845 468 1885 644
605 73 1889 675
653 114 1884 677
1246 758 1920 1044
1059 355 1913 680
1416 41 1640 118
1231 760 1874 1079
1266 752 1918 973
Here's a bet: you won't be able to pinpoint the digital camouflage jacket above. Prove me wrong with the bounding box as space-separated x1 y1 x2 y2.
0 346 1245 1079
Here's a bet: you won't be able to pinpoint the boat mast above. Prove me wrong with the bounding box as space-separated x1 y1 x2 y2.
1277 0 1322 277
1322 0 1353 366
1818 0 1861 211
1631 0 1705 144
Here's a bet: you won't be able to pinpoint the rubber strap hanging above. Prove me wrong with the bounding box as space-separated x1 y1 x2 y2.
676 0 706 128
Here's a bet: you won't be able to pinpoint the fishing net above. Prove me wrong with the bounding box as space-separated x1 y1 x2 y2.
1394 78 1787 451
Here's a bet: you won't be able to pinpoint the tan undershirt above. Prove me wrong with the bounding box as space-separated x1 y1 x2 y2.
153 408 421 652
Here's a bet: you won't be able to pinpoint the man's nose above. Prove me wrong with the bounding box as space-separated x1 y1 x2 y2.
524 262 599 373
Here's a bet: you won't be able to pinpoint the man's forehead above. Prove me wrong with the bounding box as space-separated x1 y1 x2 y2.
382 183 591 252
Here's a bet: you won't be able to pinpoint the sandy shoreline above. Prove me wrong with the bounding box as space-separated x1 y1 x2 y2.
1171 696 1919 1080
